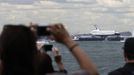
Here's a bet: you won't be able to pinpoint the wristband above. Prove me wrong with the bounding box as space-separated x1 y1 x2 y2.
69 43 79 51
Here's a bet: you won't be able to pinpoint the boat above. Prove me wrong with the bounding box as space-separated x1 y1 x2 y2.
72 25 128 41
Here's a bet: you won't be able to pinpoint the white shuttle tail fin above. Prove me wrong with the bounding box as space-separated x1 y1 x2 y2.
94 25 100 30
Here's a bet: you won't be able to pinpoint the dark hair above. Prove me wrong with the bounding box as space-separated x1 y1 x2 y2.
0 24 37 75
124 38 134 60
37 53 55 75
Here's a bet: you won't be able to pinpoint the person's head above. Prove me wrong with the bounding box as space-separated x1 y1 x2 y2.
123 38 134 62
37 53 54 75
0 24 37 75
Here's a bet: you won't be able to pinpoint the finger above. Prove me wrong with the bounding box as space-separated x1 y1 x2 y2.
55 24 61 29
48 23 62 30
48 35 55 40
52 48 58 56
29 22 33 26
46 27 51 32
55 23 65 30
47 25 55 32
54 23 63 29
60 24 64 29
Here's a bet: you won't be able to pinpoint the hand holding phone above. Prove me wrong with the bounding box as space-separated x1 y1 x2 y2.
52 47 62 63
52 47 60 56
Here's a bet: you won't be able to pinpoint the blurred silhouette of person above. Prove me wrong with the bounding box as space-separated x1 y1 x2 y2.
108 38 134 75
0 25 55 75
0 25 36 75
0 23 99 75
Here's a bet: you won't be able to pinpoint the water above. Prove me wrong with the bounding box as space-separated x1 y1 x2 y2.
48 41 125 75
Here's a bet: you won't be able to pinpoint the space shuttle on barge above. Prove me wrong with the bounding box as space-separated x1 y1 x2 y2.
72 25 124 41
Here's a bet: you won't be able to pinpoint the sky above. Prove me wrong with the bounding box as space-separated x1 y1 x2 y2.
0 0 134 34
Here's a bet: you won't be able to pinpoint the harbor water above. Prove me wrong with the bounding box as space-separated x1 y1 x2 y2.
48 41 125 75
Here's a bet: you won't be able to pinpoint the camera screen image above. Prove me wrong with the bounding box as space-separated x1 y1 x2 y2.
37 26 50 36
42 44 53 51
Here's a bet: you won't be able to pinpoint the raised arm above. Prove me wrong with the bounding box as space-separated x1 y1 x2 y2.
52 47 67 73
48 23 99 75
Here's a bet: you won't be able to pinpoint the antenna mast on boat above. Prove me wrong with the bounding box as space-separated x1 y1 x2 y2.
94 24 100 30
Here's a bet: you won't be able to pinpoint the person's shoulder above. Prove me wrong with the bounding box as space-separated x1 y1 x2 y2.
108 68 124 75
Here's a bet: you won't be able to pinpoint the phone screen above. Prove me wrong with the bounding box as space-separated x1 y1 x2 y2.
43 44 53 51
37 26 50 36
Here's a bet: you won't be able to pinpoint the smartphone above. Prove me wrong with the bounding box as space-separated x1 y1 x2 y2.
42 44 53 52
37 26 50 36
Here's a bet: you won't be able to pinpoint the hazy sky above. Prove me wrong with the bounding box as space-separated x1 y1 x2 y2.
0 0 134 34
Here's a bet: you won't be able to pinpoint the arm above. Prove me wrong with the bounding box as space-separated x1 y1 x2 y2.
52 47 67 73
48 23 99 75
63 38 98 75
